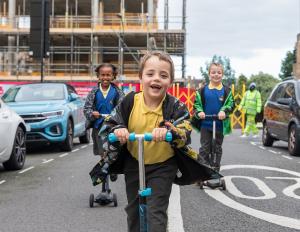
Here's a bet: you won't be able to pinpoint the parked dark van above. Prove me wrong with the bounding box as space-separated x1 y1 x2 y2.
262 77 300 156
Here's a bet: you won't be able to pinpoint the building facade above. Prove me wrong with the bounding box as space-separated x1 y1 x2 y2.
0 0 186 82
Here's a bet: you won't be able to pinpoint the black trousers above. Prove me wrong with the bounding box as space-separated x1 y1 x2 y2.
124 155 178 232
92 128 104 156
199 128 224 170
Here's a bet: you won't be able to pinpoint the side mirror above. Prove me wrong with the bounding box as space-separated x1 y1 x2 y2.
69 93 79 101
277 97 292 106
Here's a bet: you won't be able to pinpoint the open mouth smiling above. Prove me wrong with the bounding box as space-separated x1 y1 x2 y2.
150 84 162 90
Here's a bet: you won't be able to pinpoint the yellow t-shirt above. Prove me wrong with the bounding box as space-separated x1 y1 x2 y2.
127 92 174 164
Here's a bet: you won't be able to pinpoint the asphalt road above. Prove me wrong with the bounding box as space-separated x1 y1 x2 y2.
0 130 300 232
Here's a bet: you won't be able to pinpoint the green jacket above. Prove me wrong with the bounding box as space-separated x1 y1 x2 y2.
191 84 235 135
239 90 262 115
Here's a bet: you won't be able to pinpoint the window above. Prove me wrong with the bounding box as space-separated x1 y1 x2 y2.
283 83 295 99
67 85 77 95
270 84 286 101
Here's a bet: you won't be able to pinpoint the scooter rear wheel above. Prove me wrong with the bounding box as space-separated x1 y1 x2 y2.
113 193 118 207
89 194 94 208
221 179 226 191
199 181 204 189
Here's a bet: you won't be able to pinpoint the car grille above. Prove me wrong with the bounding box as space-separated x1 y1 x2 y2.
26 133 47 142
20 114 46 123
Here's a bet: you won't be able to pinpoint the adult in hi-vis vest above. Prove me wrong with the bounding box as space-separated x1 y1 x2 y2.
239 82 262 138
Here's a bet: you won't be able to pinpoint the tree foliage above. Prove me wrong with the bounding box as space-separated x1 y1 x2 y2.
200 55 236 85
279 50 296 80
248 72 280 106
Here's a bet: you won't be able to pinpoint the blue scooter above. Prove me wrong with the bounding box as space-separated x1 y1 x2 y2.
109 132 172 232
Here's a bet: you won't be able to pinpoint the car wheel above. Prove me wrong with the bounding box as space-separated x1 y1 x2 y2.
79 129 90 144
3 127 26 170
60 120 74 152
288 124 300 156
262 123 274 147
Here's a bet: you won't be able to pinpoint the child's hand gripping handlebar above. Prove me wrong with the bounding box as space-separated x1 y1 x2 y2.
108 132 173 143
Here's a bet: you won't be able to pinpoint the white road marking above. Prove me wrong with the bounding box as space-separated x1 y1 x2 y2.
59 153 69 157
71 149 79 153
0 180 6 185
80 145 88 149
259 146 266 150
250 142 257 146
268 150 278 154
251 141 262 145
282 155 292 160
42 159 54 164
205 189 300 230
18 166 34 174
168 184 184 232
209 165 300 230
265 177 300 200
225 176 276 199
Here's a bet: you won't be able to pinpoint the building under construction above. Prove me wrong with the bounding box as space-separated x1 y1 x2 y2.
0 0 186 82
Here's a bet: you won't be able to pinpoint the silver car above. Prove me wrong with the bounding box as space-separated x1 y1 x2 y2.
0 99 28 170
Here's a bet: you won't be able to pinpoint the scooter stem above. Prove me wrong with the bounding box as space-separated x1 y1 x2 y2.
138 137 146 192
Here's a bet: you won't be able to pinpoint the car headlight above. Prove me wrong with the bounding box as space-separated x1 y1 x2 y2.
42 110 64 118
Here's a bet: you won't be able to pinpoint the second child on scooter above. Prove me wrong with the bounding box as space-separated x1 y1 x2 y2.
192 62 235 172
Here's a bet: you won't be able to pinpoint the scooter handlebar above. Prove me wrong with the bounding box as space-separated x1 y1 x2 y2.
204 114 219 120
108 132 172 143
205 114 229 120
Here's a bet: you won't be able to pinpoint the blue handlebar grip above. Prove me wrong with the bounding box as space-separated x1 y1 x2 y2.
139 187 152 197
144 133 153 141
129 133 136 141
165 132 172 142
108 133 118 143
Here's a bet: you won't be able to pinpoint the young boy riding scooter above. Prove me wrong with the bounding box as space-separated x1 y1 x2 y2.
192 62 235 186
94 51 221 232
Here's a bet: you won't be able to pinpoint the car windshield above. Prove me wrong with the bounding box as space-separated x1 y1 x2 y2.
2 84 65 102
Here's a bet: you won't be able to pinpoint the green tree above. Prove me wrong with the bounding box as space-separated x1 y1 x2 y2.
248 72 280 106
279 50 296 80
200 55 236 85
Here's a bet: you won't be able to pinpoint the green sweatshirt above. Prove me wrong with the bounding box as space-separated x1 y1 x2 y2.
192 84 235 135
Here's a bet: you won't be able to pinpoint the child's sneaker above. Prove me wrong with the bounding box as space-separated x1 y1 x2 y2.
240 134 249 138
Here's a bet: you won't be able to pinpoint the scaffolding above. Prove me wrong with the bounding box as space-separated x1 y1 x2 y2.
0 0 186 82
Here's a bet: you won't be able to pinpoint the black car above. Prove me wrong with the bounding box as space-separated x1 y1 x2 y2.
263 77 300 156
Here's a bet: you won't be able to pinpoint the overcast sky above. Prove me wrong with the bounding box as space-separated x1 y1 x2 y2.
159 0 299 79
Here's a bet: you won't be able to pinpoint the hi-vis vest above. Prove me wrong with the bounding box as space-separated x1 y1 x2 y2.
240 90 262 115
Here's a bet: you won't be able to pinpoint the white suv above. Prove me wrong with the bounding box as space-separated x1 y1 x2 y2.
0 99 28 170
